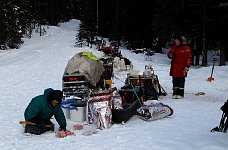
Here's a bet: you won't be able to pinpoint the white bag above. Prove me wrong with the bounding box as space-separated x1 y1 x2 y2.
137 100 173 121
87 96 112 129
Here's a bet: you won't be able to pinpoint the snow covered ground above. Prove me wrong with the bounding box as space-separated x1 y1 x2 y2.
0 19 228 150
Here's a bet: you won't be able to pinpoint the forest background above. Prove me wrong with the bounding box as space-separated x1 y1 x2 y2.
0 0 228 66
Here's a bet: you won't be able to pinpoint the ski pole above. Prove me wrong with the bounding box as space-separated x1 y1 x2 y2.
130 83 143 107
114 75 143 107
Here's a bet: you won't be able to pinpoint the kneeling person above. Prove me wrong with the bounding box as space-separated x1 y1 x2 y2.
24 88 66 135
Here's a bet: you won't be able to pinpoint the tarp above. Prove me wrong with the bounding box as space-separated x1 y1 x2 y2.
64 51 105 86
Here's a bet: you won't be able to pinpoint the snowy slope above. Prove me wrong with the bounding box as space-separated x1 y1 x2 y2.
0 19 228 150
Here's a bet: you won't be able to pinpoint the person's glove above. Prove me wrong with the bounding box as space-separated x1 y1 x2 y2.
183 67 189 76
56 130 67 138
55 130 75 138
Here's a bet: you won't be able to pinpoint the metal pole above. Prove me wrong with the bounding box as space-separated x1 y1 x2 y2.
96 0 99 33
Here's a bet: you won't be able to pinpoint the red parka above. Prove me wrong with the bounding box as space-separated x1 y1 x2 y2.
167 45 192 77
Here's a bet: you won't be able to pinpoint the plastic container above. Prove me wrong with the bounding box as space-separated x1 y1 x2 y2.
61 105 70 119
69 106 86 122
61 99 78 119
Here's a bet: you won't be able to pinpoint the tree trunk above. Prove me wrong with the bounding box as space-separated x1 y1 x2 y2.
195 37 201 66
220 40 226 66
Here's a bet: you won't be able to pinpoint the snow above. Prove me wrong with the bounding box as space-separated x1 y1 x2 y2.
1 19 228 150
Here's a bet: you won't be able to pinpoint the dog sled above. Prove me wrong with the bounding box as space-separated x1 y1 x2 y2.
100 46 121 58
111 85 171 123
62 74 90 100
100 47 112 55
61 54 171 129
124 65 167 102
62 51 105 99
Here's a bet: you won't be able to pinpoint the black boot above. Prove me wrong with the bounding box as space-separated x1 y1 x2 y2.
25 124 46 135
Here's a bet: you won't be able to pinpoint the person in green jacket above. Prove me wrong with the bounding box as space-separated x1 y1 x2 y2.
24 88 67 135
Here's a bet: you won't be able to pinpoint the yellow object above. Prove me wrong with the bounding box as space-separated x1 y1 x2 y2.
82 51 100 60
105 80 112 88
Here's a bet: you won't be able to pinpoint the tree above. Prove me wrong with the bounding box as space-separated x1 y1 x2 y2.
0 0 30 49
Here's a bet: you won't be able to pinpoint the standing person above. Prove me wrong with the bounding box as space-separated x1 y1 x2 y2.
23 88 67 135
167 36 192 99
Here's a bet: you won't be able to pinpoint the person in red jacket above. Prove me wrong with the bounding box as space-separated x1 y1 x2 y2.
167 36 192 99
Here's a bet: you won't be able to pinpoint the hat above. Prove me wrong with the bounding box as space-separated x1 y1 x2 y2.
174 36 183 44
181 36 188 45
48 90 63 103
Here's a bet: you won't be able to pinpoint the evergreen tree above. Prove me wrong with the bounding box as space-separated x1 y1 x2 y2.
0 0 30 49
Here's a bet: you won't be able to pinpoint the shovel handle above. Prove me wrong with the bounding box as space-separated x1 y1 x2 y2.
19 121 36 125
19 121 52 128
210 58 217 77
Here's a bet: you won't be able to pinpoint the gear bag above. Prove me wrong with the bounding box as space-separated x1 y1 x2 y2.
143 79 158 100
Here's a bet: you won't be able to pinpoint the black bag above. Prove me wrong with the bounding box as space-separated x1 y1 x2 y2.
143 79 158 100
111 100 141 123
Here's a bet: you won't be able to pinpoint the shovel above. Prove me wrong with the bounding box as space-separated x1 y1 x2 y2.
207 58 217 82
19 121 52 128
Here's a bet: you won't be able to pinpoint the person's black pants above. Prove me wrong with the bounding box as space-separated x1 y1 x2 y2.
24 120 54 135
172 77 185 96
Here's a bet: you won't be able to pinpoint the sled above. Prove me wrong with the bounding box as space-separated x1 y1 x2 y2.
125 66 166 100
63 51 105 99
62 74 90 99
100 47 112 55
125 71 158 101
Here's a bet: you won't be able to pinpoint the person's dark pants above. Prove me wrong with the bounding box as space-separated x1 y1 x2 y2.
24 120 54 135
172 77 185 96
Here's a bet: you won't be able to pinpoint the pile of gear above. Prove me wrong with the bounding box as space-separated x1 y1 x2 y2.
20 51 173 137
61 52 172 132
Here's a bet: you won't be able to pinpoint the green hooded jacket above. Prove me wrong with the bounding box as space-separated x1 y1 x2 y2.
24 88 66 130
